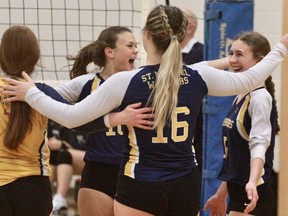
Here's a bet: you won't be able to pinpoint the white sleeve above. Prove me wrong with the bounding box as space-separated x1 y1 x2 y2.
25 71 136 128
248 90 272 162
191 43 287 96
191 61 209 67
54 74 95 103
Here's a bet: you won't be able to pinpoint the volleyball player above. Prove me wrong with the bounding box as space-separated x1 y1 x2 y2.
68 26 139 216
49 26 152 216
203 32 280 216
1 5 288 216
0 26 69 216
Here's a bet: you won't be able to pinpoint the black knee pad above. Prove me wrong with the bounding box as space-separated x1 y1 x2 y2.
49 150 59 166
57 149 73 165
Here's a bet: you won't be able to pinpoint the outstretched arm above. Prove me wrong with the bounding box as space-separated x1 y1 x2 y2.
1 34 288 101
1 71 153 130
35 83 69 103
0 70 138 128
36 82 111 132
198 36 288 96
1 35 288 127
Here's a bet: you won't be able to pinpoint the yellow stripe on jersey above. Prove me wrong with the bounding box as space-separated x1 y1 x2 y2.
124 125 139 179
236 95 250 141
257 168 265 186
91 76 101 92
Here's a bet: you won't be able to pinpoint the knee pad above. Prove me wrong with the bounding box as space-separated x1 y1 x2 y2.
57 149 73 165
49 150 59 166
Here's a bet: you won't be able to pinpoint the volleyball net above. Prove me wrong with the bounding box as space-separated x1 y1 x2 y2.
0 0 166 85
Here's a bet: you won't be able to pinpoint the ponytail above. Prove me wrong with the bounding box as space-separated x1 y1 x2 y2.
145 5 187 128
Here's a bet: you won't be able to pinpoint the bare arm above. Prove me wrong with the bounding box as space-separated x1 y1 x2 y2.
244 158 263 214
206 57 230 70
203 181 228 215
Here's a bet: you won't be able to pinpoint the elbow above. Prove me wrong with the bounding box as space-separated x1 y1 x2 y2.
249 138 270 162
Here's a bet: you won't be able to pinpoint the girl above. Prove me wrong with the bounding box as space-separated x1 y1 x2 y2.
1 6 288 216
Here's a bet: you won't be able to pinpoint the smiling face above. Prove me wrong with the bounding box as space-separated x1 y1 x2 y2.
109 31 138 72
229 39 259 73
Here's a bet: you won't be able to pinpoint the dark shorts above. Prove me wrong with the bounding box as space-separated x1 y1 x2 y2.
0 176 52 216
115 168 200 216
80 161 120 198
227 182 274 215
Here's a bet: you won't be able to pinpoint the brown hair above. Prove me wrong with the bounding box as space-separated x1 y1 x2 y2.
67 26 132 79
235 32 280 133
144 5 187 128
0 25 40 149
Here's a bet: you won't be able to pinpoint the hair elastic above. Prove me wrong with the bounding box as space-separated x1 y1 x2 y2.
170 35 177 40
86 62 97 73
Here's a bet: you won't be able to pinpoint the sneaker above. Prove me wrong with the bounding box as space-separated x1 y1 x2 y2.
52 194 68 215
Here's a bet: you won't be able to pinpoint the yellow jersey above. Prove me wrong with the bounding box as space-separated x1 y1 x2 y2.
0 78 50 186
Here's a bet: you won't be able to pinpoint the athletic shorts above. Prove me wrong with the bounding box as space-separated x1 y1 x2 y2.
80 161 120 198
115 168 200 216
227 182 274 215
0 176 52 216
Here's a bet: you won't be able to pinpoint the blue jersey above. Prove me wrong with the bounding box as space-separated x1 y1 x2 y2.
77 73 125 165
117 65 207 181
218 87 277 186
23 43 287 182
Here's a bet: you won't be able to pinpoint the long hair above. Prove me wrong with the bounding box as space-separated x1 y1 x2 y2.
145 5 187 128
67 26 132 79
235 32 280 134
0 26 40 149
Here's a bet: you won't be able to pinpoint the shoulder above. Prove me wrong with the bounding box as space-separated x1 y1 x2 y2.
185 62 209 74
109 68 142 81
193 42 204 49
250 88 272 103
99 69 141 93
75 73 95 81
248 88 272 113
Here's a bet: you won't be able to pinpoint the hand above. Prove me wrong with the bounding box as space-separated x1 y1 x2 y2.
244 181 258 214
0 71 35 102
109 102 154 130
203 194 227 216
280 34 288 49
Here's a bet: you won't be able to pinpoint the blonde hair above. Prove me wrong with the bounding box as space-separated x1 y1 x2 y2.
145 5 187 128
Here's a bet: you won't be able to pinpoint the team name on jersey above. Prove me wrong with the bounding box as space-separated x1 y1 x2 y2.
223 118 234 129
141 69 190 89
